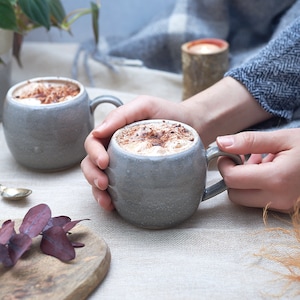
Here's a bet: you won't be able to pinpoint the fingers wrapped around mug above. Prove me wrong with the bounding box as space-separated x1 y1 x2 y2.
216 129 300 212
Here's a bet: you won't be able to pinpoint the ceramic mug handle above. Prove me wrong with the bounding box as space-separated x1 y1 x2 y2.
90 95 123 113
202 146 242 201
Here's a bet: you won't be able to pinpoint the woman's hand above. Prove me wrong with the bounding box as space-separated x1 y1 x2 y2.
81 77 272 211
81 95 188 210
217 128 300 212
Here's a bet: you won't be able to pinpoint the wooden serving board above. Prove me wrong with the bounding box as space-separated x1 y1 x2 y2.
0 222 111 300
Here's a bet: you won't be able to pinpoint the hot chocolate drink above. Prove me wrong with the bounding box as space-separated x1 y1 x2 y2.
4 76 123 171
115 120 195 156
12 80 80 105
106 119 242 228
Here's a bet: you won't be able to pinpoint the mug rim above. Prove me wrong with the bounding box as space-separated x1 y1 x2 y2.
110 119 201 158
7 76 85 107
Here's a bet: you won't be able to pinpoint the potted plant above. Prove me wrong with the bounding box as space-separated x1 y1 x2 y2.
0 0 100 120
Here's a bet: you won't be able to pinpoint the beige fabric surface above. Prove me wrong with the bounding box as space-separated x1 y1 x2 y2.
1 42 298 299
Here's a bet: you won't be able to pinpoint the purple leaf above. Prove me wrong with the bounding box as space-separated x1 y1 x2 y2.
0 220 15 244
63 219 90 233
71 241 85 248
43 216 71 232
19 204 51 238
0 244 13 267
8 233 32 265
40 226 75 262
0 204 89 267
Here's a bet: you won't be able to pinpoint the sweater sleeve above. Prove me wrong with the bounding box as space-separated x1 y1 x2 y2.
225 17 300 120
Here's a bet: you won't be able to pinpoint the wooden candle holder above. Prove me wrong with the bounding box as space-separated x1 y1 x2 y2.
181 38 229 100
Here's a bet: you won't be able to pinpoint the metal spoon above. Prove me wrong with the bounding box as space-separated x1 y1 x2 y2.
0 184 32 200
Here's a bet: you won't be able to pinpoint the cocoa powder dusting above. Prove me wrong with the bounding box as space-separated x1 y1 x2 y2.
117 121 195 156
137 124 193 147
15 82 80 104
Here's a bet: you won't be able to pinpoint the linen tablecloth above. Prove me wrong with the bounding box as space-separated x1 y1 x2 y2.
0 42 298 299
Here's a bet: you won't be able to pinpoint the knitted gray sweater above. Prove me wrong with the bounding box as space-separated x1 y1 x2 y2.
225 17 300 122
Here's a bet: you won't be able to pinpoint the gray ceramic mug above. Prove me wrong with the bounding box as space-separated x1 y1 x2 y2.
3 77 123 171
106 119 242 229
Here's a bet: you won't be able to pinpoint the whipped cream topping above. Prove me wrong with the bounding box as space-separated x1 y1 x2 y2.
116 122 195 156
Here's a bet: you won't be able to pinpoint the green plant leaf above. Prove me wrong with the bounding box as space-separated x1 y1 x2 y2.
18 0 51 30
91 2 99 45
0 0 18 30
47 0 66 26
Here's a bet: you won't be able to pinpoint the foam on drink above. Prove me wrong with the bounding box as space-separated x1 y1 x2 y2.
12 81 80 105
116 121 195 156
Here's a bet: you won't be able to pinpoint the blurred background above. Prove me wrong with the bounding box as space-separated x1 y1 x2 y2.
25 0 174 43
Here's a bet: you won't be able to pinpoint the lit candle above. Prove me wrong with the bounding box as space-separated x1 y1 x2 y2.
181 38 229 99
189 43 221 54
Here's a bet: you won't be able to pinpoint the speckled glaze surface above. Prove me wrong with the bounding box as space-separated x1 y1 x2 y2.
3 77 122 171
106 120 241 229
